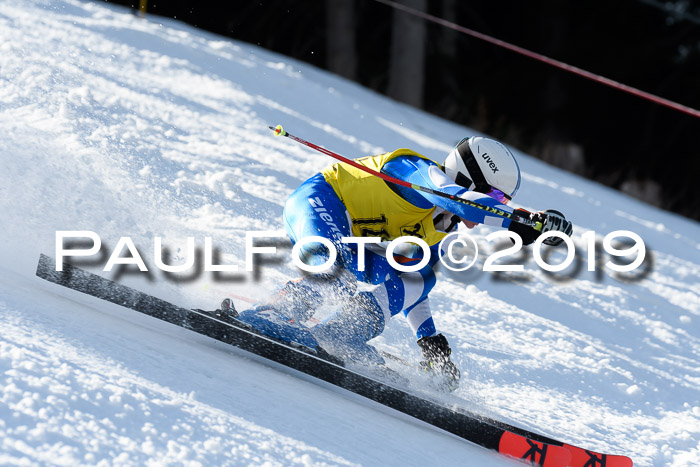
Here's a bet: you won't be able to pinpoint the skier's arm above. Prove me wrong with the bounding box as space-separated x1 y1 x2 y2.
382 156 573 244
381 155 515 227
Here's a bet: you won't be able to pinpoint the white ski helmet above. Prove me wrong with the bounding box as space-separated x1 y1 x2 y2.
443 136 521 201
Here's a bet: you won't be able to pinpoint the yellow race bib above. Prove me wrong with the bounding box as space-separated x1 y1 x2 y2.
321 149 446 246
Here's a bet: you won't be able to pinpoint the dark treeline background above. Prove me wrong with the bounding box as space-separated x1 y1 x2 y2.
106 0 700 221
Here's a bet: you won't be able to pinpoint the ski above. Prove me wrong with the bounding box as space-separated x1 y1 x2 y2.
36 254 632 467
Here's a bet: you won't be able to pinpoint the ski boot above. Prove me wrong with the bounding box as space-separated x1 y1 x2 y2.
220 297 238 318
194 297 240 324
417 334 461 392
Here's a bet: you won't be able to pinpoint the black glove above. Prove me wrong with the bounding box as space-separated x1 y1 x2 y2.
508 209 573 246
417 334 460 391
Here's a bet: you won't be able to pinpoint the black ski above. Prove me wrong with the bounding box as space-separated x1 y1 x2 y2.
35 254 632 467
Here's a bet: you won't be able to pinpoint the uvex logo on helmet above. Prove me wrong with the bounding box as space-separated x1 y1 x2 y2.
481 153 499 174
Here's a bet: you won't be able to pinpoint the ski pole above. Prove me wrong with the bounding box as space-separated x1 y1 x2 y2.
269 124 540 228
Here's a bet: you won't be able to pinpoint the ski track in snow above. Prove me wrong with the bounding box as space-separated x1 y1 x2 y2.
1 1 699 465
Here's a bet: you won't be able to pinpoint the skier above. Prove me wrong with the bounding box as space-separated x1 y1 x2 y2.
223 136 572 391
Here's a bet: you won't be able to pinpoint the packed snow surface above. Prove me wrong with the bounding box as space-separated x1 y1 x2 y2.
1 1 700 465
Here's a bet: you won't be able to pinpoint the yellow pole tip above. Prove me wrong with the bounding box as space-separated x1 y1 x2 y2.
274 125 285 136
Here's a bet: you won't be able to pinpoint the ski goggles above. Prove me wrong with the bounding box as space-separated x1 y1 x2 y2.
482 186 511 205
454 171 511 205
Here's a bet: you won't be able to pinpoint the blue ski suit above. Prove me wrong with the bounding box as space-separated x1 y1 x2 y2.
283 152 517 340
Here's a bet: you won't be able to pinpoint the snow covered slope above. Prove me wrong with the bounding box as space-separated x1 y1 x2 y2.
1 1 699 465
